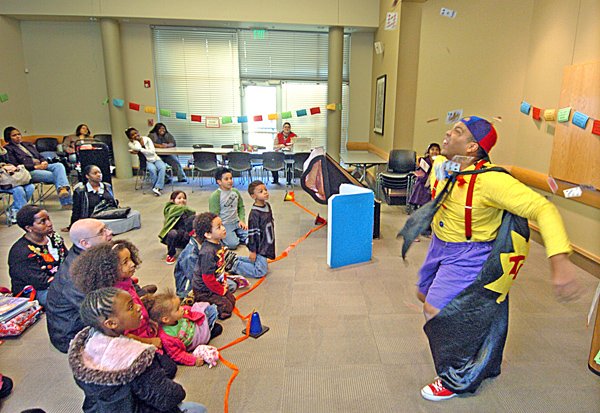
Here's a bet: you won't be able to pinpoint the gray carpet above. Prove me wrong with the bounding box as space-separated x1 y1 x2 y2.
0 176 598 412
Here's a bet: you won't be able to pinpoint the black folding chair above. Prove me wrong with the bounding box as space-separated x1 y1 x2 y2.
377 149 416 209
76 142 113 185
191 151 219 189
261 151 286 184
226 151 253 184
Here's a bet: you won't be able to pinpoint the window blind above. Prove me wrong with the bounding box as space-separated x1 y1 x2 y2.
152 28 242 148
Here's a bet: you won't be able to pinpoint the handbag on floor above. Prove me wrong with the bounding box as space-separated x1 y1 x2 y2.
0 286 43 338
90 199 131 220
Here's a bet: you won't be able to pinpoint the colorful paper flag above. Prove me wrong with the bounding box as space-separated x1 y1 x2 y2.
557 107 571 122
281 111 292 119
520 101 531 115
253 115 263 122
532 107 541 120
175 112 187 120
571 111 589 129
326 103 337 110
129 102 140 111
592 120 600 136
191 115 202 122
112 98 124 108
101 97 109 105
237 116 248 123
547 176 559 194
222 116 232 124
144 106 156 114
543 109 556 121
160 109 172 117
296 109 307 117
310 107 321 115
0 93 9 103
268 113 278 120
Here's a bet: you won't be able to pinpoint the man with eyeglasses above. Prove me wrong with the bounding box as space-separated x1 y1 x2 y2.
46 219 113 353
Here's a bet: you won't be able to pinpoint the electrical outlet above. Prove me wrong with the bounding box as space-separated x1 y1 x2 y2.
440 8 457 19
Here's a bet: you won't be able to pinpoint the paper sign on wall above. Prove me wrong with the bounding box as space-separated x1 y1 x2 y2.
543 109 556 121
446 109 463 124
385 12 398 30
520 101 531 115
557 107 571 122
547 176 559 194
563 186 582 198
205 116 220 128
571 111 589 129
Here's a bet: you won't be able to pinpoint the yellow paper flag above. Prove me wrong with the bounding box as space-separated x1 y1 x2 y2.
326 103 337 110
144 106 157 114
268 113 278 120
543 109 556 121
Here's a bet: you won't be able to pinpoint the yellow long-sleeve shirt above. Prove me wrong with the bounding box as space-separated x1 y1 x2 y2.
430 156 571 258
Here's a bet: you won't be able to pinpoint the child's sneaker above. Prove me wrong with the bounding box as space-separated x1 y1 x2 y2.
152 187 162 196
228 274 250 289
165 255 176 265
420 378 456 401
223 250 238 273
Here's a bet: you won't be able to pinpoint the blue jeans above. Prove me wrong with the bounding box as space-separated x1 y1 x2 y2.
2 184 35 212
178 402 207 413
147 159 166 190
234 254 268 278
223 221 248 250
36 289 48 307
204 304 218 329
30 163 72 206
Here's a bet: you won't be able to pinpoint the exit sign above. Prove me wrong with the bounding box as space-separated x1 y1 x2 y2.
253 29 266 40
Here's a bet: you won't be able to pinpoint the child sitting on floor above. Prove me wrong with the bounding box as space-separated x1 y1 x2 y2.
230 180 275 278
72 240 161 348
143 289 221 367
208 167 248 250
69 287 207 413
192 212 238 319
159 190 196 265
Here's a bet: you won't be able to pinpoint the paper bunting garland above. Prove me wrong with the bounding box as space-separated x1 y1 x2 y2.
129 102 140 111
112 99 124 108
101 97 109 105
0 93 9 103
296 109 307 117
253 115 263 122
144 106 156 114
543 109 556 121
593 120 600 136
268 113 278 120
310 107 321 115
520 101 531 115
237 116 248 123
532 107 541 121
557 107 571 122
176 112 187 120
281 111 292 119
571 111 589 129
222 116 233 124
160 109 172 117
326 103 337 110
191 115 202 122
520 99 599 139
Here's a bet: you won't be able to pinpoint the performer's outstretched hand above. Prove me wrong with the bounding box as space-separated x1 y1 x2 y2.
550 253 582 302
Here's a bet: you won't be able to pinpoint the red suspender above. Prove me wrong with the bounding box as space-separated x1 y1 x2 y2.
431 179 439 199
465 160 488 240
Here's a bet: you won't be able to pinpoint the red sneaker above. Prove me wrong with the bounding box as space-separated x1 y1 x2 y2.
165 255 176 265
420 378 456 401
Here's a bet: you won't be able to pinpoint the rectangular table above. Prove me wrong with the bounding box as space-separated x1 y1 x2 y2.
339 151 388 182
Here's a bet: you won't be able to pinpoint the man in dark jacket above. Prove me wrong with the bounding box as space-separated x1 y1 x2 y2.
46 219 113 353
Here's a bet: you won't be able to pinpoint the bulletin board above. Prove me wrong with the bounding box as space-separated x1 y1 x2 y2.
549 61 600 188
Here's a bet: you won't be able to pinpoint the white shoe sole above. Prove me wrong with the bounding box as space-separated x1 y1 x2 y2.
420 386 457 401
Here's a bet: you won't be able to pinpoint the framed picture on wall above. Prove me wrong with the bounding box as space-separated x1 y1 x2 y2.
374 74 386 135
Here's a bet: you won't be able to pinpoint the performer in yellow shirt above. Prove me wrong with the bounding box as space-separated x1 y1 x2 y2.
411 116 580 401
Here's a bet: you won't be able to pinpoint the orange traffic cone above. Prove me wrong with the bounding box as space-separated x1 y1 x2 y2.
242 311 270 339
314 214 327 225
284 190 295 202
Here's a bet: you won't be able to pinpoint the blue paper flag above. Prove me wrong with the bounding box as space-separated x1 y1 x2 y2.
237 116 248 123
112 98 124 108
296 109 307 117
175 112 187 120
520 101 531 115
571 111 589 129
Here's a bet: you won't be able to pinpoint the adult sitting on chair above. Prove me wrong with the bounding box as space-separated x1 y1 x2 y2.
0 146 35 224
3 126 73 209
126 127 166 196
46 218 113 353
271 122 297 184
70 164 141 234
62 123 94 163
149 122 187 183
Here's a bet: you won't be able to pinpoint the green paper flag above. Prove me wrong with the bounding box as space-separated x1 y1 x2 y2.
222 116 233 124
101 97 109 105
557 107 571 123
0 93 8 103
160 109 172 117
281 111 292 119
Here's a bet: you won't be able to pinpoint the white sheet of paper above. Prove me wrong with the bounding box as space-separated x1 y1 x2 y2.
419 158 430 173
563 186 582 198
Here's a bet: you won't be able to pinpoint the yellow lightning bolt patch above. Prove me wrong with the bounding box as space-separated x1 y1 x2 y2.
484 230 530 303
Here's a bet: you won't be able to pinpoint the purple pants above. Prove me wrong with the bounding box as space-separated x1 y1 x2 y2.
418 234 493 310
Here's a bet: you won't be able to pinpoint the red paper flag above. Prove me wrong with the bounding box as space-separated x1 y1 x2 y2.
532 107 541 121
191 115 202 122
310 107 321 115
129 102 140 111
253 115 263 122
592 119 600 136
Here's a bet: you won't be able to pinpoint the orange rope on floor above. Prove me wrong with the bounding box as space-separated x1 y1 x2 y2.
216 197 326 412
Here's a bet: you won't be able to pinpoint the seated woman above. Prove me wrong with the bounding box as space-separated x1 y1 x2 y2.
0 147 35 224
71 164 141 235
271 122 297 184
8 205 67 306
148 123 187 183
3 126 73 209
62 124 94 163
126 127 167 197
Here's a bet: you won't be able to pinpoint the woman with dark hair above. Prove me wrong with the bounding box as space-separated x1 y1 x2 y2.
62 124 94 158
70 164 141 234
126 127 167 196
148 123 187 182
8 205 67 306
409 142 441 210
271 122 297 184
0 145 35 223
3 126 73 209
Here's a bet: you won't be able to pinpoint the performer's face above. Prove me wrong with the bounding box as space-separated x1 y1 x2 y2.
442 122 473 159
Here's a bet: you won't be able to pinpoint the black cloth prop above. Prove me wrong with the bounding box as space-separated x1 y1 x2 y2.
91 200 130 220
397 166 530 394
